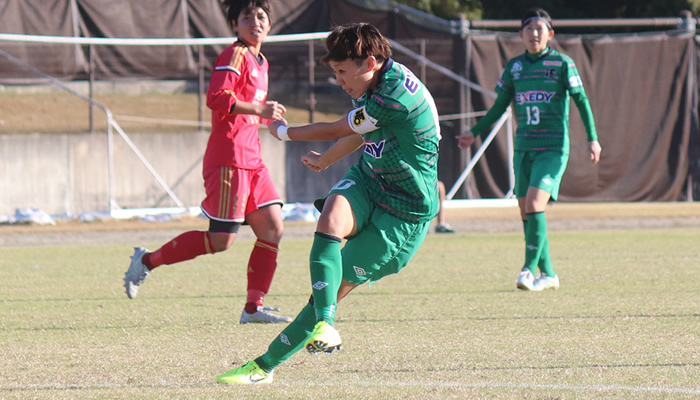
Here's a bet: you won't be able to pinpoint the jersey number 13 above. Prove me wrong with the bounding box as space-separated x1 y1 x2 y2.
526 105 540 125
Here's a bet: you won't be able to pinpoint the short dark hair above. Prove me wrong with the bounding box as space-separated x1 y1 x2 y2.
521 8 553 30
221 0 271 26
321 23 392 64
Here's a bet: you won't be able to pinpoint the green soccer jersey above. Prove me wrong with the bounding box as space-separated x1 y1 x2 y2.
347 59 441 222
495 48 590 153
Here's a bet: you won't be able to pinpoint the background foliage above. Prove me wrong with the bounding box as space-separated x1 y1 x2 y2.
394 0 700 20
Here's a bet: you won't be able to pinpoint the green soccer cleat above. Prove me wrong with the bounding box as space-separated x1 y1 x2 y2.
216 360 273 384
305 321 342 355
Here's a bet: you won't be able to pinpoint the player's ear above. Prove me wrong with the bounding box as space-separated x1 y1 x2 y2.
365 56 377 72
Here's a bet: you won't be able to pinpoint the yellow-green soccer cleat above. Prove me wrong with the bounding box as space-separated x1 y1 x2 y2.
305 321 342 354
216 360 272 384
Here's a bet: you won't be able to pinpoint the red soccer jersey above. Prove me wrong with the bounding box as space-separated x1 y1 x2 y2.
204 41 269 169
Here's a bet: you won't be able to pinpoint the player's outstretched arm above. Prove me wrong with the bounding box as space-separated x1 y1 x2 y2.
462 95 511 147
269 117 355 142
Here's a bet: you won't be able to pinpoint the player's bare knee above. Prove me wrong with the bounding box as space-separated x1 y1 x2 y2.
208 232 236 252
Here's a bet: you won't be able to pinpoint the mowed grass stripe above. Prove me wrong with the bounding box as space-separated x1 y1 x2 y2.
0 227 698 399
2 380 699 395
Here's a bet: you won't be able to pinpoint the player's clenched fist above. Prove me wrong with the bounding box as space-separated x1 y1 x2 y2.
260 100 287 120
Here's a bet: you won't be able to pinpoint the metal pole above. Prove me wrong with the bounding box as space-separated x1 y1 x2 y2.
463 33 471 136
107 115 116 212
460 15 472 199
65 133 73 214
308 40 316 123
464 32 474 199
198 44 205 131
685 16 696 201
89 44 95 133
458 63 469 198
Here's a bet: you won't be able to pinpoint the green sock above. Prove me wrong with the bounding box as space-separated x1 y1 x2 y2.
256 300 316 373
523 217 555 277
538 237 556 278
523 212 547 274
309 232 342 324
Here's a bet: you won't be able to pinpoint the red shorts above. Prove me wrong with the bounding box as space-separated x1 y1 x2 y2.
201 166 283 223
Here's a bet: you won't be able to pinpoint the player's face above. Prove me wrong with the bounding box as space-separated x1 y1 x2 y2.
519 19 554 54
232 7 270 46
328 58 375 99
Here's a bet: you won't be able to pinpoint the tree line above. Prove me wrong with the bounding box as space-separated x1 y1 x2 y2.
395 0 699 21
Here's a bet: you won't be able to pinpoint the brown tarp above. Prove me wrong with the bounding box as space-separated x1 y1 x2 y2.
77 0 193 78
0 0 696 202
0 0 80 79
467 31 694 201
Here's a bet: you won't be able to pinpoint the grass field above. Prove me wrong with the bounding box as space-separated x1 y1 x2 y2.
1 204 699 399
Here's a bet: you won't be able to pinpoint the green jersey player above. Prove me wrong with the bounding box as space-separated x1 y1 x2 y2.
458 8 602 292
216 22 441 384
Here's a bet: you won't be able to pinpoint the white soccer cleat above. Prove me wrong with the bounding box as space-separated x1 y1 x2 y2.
124 247 150 299
517 269 534 291
239 306 293 324
532 274 560 291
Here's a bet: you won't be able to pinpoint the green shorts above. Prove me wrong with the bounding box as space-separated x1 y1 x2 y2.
318 164 431 286
513 151 569 200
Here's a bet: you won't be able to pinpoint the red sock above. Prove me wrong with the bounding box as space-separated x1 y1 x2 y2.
245 239 279 313
143 231 213 270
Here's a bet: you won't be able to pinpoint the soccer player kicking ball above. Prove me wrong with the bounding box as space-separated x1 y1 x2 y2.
458 8 602 291
123 0 293 324
216 22 441 384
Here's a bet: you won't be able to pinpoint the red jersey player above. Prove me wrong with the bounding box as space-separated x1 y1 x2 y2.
123 0 292 324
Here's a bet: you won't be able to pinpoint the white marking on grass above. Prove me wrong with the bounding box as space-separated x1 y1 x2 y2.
5 381 699 395
341 381 700 395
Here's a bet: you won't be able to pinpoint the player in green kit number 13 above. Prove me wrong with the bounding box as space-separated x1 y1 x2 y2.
458 8 602 291
216 23 441 384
